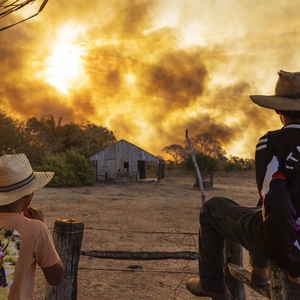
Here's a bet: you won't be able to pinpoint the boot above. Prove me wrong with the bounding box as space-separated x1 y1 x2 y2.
186 277 231 300
250 266 269 286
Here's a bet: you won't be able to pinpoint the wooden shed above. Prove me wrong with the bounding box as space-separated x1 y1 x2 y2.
89 139 165 182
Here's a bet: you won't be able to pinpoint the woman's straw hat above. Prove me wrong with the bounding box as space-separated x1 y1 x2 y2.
250 70 300 111
0 154 54 206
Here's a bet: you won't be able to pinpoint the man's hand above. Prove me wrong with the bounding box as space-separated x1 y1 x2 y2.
288 274 300 285
23 207 45 222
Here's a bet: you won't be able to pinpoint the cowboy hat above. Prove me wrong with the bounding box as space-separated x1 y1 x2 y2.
0 154 54 206
250 70 300 111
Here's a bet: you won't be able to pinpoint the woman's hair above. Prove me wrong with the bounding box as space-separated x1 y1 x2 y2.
277 110 300 119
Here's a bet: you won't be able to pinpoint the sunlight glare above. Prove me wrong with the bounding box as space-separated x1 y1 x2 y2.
45 44 84 93
125 73 136 85
226 138 248 158
41 24 87 94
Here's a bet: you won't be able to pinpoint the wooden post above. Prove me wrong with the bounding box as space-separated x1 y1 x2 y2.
185 129 206 203
269 260 300 300
224 240 246 299
269 261 286 300
45 219 84 300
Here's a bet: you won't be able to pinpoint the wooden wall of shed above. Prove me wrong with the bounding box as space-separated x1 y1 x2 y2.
90 140 163 181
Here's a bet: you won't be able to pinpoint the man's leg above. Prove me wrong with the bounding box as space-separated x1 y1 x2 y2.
249 241 269 285
187 196 268 297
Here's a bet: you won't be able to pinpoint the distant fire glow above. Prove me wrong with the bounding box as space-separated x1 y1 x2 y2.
0 0 292 159
125 73 136 85
44 45 84 93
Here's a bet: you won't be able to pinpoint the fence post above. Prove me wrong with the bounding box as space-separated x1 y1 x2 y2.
269 260 300 300
45 219 84 300
224 240 246 299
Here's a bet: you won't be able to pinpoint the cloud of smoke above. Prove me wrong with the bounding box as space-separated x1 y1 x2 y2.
1 0 297 159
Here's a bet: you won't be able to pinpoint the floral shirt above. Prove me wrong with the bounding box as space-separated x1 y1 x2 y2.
0 213 61 300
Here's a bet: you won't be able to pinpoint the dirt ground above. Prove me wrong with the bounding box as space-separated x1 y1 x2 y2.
31 171 267 300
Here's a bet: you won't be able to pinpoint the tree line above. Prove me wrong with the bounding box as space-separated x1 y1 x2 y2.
0 111 116 186
161 132 255 177
0 110 254 187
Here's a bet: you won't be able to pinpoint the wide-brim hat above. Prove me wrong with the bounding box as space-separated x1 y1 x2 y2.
250 70 300 111
0 154 54 206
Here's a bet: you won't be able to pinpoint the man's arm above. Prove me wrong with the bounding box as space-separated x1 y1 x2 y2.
42 260 64 286
255 132 300 277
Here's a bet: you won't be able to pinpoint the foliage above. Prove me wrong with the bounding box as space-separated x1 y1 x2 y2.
224 156 255 171
162 132 255 173
161 144 185 166
21 115 117 163
183 152 217 178
38 148 96 187
21 115 63 166
186 133 226 159
79 121 117 157
0 111 118 187
0 111 117 167
0 110 23 155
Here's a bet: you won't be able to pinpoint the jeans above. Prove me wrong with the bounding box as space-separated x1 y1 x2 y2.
199 197 269 292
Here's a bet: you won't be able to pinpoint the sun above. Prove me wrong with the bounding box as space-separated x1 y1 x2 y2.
124 73 136 85
44 44 85 94
39 24 87 94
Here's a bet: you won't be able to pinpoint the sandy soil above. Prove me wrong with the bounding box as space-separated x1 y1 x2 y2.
31 171 266 300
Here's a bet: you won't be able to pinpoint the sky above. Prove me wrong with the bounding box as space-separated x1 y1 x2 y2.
1 0 300 159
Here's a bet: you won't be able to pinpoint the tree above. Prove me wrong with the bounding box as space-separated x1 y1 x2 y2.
59 123 85 151
0 110 22 155
80 121 117 157
22 116 117 160
24 115 64 152
0 0 49 32
187 133 225 159
21 115 64 166
0 111 118 186
162 144 185 166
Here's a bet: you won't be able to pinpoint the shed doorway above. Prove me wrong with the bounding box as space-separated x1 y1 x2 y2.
138 160 146 179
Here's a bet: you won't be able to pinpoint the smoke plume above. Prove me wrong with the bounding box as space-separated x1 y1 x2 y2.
2 0 299 159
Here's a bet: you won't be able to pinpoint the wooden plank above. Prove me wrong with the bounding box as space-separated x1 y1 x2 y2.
81 250 198 260
228 263 270 299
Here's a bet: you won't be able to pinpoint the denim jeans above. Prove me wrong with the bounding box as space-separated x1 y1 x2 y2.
199 197 269 292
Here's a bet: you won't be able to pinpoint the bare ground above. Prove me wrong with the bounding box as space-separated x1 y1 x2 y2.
32 171 266 300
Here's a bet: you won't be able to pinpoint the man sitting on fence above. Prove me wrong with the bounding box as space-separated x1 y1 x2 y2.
0 153 64 299
186 70 300 299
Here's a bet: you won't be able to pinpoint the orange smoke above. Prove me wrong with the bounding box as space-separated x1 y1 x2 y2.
1 0 293 159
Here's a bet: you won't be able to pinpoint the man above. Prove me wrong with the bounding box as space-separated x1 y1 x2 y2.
186 70 300 299
0 153 64 299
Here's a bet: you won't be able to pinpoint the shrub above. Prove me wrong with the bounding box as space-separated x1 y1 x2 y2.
183 152 217 179
38 149 96 187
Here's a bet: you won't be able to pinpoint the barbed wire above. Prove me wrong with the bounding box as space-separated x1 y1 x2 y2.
0 0 48 31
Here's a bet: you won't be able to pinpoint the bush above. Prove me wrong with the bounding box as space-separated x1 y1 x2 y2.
38 149 96 187
183 152 217 179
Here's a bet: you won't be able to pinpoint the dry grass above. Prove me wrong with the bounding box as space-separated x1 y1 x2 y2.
32 171 265 299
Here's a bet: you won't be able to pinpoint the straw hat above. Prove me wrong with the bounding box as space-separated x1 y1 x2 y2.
250 70 300 111
0 154 54 206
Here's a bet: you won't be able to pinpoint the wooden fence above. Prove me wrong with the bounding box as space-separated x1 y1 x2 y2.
45 219 84 300
45 220 300 300
225 240 300 299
